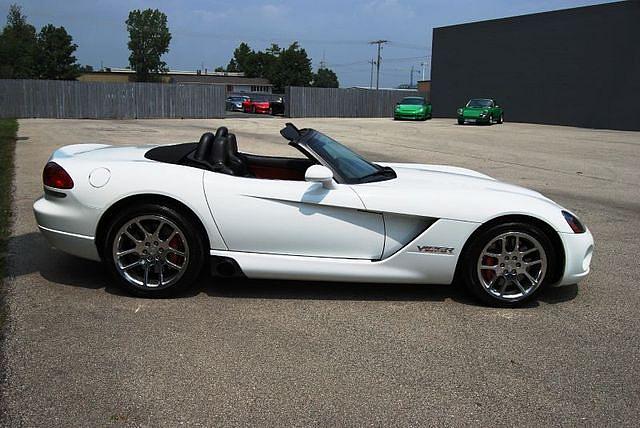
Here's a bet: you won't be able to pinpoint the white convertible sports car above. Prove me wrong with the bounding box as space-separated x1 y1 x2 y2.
33 123 593 306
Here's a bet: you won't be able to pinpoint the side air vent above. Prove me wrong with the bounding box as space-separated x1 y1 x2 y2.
382 214 437 259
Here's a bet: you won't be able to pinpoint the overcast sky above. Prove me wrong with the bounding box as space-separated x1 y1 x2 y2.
0 0 617 88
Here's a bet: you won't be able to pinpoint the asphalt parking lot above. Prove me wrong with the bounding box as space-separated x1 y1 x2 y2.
2 118 639 425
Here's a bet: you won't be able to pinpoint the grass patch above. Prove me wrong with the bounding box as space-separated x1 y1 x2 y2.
0 118 17 331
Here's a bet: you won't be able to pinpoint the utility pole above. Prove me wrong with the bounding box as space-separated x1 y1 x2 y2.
368 59 376 89
410 66 420 88
369 40 387 90
319 50 326 69
420 62 426 81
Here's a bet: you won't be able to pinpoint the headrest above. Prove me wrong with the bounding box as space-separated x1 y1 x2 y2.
194 132 215 161
214 127 228 139
211 135 229 165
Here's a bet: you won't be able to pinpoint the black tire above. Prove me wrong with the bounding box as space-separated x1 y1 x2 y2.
497 113 504 124
103 202 206 298
459 221 557 307
458 119 464 125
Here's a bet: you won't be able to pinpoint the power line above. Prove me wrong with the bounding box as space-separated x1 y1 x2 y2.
329 55 429 68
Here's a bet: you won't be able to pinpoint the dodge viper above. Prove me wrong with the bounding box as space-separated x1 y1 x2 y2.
394 96 432 121
458 98 504 125
34 123 593 306
242 96 271 114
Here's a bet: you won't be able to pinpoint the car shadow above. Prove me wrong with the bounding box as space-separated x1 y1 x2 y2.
5 231 578 307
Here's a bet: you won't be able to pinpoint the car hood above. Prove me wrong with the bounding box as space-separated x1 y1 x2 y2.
461 107 488 117
396 104 424 112
355 163 571 232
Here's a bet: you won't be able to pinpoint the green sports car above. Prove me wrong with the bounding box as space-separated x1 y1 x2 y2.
394 97 432 121
457 98 504 125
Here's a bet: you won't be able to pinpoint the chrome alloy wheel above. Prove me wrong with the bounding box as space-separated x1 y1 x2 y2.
477 232 547 302
112 215 189 289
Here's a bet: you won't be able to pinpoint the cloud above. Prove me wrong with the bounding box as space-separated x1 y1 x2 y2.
363 0 416 18
260 3 287 19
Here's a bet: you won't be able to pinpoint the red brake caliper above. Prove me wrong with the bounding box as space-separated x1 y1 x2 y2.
168 235 182 264
481 256 498 282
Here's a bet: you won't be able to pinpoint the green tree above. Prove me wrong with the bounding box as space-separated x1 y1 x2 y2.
224 41 313 91
229 42 252 73
226 58 239 72
125 9 171 82
246 50 277 79
214 66 225 72
36 24 80 80
0 4 37 78
270 42 313 92
312 67 339 88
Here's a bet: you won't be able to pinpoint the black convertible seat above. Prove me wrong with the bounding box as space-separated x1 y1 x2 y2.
226 133 251 177
209 130 234 175
147 127 252 176
215 126 229 139
193 132 215 162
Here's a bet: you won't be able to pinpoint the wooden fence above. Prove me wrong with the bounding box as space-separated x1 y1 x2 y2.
285 86 425 118
0 79 226 119
0 79 429 120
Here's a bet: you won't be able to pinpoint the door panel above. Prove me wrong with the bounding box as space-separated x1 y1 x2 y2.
203 172 385 259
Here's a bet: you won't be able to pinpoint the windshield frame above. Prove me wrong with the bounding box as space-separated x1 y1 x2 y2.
466 98 494 108
399 97 426 105
295 130 395 185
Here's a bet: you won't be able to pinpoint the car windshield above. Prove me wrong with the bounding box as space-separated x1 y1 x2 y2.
229 97 244 102
303 131 395 184
399 97 425 105
467 99 493 108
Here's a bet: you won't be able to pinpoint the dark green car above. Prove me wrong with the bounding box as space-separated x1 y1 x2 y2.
394 97 432 121
457 98 504 125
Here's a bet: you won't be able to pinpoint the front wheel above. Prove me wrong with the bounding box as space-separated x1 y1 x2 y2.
103 203 206 298
460 222 556 307
458 118 464 125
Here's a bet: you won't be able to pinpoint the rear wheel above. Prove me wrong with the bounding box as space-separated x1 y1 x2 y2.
497 113 504 124
461 222 556 307
103 203 206 297
458 118 464 125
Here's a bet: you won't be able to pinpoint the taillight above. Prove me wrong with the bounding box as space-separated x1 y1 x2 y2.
43 162 74 189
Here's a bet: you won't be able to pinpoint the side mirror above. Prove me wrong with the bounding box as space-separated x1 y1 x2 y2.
305 165 335 189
